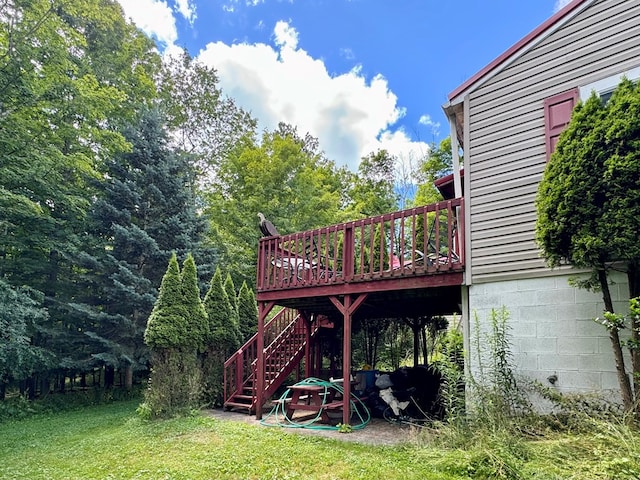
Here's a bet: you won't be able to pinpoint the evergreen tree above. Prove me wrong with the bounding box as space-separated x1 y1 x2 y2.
224 272 241 344
144 254 186 350
204 268 241 351
180 254 209 353
536 78 640 415
142 253 201 417
237 281 258 342
77 108 210 387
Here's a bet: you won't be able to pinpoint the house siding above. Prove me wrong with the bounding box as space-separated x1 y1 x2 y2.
466 0 640 282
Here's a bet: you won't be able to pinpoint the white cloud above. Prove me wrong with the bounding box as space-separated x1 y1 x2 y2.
175 0 196 24
222 0 265 11
418 114 440 136
553 0 573 12
116 0 177 46
273 20 298 50
197 21 428 170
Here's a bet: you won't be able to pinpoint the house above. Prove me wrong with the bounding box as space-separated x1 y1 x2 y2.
224 0 639 421
442 0 639 397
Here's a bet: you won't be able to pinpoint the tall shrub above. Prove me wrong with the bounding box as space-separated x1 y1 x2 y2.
536 78 640 414
224 273 241 344
181 254 209 353
237 281 258 342
141 253 202 418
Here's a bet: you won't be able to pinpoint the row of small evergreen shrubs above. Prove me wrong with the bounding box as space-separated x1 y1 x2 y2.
138 253 257 419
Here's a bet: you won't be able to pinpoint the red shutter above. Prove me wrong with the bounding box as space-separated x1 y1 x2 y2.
544 88 578 160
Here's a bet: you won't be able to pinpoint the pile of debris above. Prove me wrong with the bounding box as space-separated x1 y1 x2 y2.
358 366 444 424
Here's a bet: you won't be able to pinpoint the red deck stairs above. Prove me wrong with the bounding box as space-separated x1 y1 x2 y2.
223 308 322 413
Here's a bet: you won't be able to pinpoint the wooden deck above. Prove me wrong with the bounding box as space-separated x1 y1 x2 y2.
256 199 465 318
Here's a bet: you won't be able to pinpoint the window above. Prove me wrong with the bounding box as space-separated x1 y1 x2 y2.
578 66 640 101
544 88 578 160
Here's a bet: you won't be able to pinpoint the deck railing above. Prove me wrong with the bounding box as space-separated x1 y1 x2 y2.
257 198 464 292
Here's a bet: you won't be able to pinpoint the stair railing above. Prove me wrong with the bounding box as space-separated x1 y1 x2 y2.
223 307 299 406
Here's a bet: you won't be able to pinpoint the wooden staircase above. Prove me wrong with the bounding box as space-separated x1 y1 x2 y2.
223 308 321 413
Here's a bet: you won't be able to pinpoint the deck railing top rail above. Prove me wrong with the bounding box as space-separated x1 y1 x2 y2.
257 198 464 293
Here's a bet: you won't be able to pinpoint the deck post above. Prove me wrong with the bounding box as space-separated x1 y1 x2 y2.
300 311 312 379
329 293 368 426
342 297 352 426
256 301 275 420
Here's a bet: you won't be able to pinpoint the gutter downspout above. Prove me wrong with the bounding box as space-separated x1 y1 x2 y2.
449 115 462 199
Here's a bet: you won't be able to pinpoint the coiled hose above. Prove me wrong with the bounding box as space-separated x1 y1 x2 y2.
260 377 370 430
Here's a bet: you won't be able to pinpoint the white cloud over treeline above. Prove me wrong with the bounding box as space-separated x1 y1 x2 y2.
116 1 430 170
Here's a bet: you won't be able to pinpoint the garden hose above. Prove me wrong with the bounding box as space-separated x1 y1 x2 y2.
260 377 370 430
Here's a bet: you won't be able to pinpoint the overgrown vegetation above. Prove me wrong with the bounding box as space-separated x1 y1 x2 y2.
420 306 640 479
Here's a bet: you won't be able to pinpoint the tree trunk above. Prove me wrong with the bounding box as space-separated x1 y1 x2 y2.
104 366 115 389
27 376 36 400
599 269 634 412
626 261 640 418
40 376 50 398
421 327 428 365
124 365 133 390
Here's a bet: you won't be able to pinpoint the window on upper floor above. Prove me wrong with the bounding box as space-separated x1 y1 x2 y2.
579 65 640 103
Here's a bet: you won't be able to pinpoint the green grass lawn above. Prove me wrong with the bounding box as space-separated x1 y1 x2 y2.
1 400 639 479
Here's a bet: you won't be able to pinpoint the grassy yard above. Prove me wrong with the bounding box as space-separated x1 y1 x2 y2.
1 400 639 479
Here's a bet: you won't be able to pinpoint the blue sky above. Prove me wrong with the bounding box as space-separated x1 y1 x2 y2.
116 0 573 170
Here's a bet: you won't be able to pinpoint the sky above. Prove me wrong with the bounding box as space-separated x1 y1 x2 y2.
115 0 574 171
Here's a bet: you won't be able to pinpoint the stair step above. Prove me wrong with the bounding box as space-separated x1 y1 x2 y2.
224 401 253 410
233 394 253 401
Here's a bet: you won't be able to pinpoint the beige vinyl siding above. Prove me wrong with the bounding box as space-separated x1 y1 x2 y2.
467 0 640 282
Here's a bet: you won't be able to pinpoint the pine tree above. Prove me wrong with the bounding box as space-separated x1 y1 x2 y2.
76 108 212 388
237 281 258 342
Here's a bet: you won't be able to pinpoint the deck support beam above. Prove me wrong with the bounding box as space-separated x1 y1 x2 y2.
329 293 368 425
299 310 312 379
256 301 276 420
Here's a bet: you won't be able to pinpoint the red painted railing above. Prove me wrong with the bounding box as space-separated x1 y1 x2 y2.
257 198 464 292
223 308 318 410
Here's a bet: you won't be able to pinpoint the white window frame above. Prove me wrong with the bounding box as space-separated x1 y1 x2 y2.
579 66 640 100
